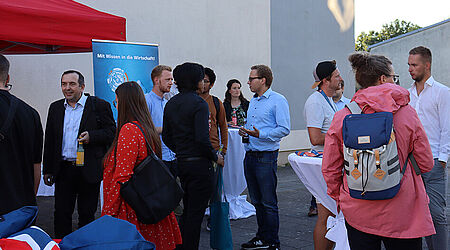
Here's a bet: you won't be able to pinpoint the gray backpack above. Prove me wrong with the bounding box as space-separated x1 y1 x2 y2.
342 102 420 200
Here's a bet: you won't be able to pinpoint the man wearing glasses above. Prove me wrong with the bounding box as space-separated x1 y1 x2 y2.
408 46 449 250
0 54 43 217
303 60 343 250
239 64 290 250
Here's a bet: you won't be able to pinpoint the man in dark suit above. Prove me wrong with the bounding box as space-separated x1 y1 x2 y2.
43 70 115 238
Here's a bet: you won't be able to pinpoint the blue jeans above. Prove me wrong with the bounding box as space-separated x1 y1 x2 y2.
422 159 448 250
244 150 279 244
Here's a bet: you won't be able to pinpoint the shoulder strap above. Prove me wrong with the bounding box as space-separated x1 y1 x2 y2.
346 101 362 114
401 152 421 175
0 95 19 142
130 122 156 156
212 96 221 120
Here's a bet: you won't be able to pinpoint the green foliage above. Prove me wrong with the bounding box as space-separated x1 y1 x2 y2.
355 19 421 51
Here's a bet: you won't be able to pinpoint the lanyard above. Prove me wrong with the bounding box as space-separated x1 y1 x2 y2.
319 90 337 113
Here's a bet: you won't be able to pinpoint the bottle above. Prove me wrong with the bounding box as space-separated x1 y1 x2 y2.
76 141 85 167
241 117 249 143
232 110 237 126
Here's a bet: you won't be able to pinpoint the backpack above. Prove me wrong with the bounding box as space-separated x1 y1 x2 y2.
342 102 419 200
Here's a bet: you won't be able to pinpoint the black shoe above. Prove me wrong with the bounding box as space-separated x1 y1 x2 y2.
241 237 270 249
268 243 281 250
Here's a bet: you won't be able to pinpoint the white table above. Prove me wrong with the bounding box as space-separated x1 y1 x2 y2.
222 128 255 219
288 153 349 250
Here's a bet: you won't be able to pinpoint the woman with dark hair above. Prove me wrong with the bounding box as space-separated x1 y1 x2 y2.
162 62 223 250
102 81 181 250
322 52 435 250
223 79 249 126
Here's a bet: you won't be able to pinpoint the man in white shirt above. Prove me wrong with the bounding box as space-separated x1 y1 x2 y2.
408 46 449 250
303 60 343 250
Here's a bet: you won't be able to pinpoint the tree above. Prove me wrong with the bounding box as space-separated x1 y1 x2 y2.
355 19 421 51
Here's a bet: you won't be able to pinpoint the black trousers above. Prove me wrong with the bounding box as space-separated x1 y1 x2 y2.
177 158 213 250
54 162 100 239
163 160 178 178
345 221 422 250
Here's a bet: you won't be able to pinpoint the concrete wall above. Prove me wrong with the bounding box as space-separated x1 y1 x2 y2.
271 0 355 151
5 0 355 159
6 0 271 129
370 20 450 89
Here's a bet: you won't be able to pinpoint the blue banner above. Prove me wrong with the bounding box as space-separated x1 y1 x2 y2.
92 40 159 119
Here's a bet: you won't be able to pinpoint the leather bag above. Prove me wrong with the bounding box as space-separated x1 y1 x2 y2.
118 122 183 224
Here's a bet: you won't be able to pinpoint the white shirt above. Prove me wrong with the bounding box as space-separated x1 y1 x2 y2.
304 90 337 151
62 94 87 160
408 76 450 163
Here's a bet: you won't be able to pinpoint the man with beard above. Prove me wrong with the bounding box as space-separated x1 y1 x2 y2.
145 65 177 176
304 60 343 250
408 46 449 250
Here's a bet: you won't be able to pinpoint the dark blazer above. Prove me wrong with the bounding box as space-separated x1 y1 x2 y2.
223 99 249 122
43 95 116 183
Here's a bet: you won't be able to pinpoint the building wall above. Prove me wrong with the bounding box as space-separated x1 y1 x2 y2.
6 0 271 130
271 0 355 151
370 20 450 89
5 0 355 157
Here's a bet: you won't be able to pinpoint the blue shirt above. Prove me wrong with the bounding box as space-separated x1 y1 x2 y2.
145 91 175 161
62 94 87 160
244 88 290 151
334 96 351 111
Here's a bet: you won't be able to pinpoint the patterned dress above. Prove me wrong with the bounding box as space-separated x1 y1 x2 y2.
102 122 182 250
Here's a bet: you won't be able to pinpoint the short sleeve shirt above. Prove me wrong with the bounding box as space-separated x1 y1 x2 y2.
304 91 336 151
0 90 43 215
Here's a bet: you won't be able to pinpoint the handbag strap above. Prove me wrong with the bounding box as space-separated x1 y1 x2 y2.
212 166 227 203
114 122 156 171
129 122 157 157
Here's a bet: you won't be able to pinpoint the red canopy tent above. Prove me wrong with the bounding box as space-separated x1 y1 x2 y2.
0 0 126 54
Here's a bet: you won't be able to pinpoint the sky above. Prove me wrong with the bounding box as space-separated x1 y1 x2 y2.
354 0 450 37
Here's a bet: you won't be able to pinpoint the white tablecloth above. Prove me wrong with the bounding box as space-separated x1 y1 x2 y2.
37 172 104 209
288 153 349 250
222 128 255 219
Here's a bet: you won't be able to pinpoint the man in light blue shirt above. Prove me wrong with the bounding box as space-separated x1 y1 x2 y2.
145 65 177 175
239 65 290 250
333 81 350 111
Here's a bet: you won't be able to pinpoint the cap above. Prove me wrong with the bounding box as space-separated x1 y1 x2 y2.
311 60 337 89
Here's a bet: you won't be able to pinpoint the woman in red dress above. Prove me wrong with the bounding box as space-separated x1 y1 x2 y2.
102 81 182 250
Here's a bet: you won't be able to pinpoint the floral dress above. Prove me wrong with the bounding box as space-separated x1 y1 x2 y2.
231 105 247 126
102 122 182 250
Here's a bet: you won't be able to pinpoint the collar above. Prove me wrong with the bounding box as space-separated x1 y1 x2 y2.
411 76 434 88
150 90 164 101
253 88 272 99
64 93 87 109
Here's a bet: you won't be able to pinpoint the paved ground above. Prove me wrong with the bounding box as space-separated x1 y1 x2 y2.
36 165 449 249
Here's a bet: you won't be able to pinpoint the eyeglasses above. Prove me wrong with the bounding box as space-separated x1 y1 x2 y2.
248 76 263 82
113 100 117 108
389 74 400 85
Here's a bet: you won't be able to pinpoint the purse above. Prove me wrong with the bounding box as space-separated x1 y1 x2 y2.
118 122 183 224
209 166 233 250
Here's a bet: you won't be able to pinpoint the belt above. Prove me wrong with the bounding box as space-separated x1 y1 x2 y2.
246 150 278 156
62 160 76 166
178 157 208 162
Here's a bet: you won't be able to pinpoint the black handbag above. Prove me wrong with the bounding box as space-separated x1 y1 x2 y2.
118 122 183 224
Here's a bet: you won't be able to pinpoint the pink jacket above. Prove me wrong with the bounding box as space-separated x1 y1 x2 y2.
322 83 435 238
